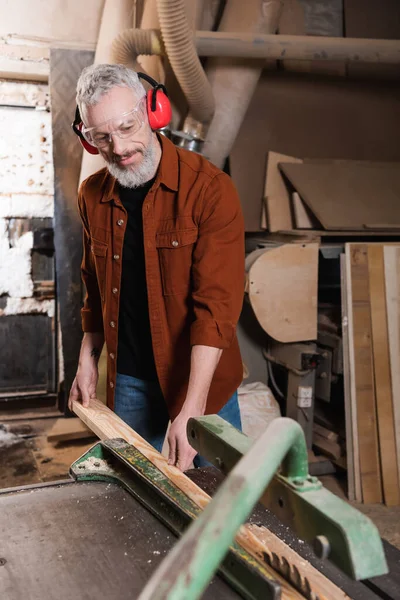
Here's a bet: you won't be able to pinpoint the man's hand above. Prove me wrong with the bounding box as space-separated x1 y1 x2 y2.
168 411 197 471
167 345 223 471
68 332 104 411
68 363 99 411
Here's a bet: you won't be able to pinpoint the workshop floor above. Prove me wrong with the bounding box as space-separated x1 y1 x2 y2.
1 412 400 552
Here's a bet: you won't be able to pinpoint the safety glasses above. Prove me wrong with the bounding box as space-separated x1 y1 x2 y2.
81 96 147 148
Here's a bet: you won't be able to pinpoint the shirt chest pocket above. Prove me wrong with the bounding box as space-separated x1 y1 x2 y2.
91 239 108 302
155 228 198 296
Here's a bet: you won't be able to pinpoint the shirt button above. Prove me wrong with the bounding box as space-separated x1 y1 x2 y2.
113 254 120 260
109 381 114 389
110 321 116 328
172 240 179 247
112 287 118 294
117 219 124 226
109 352 115 359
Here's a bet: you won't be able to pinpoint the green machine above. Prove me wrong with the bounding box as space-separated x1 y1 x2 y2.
1 416 397 600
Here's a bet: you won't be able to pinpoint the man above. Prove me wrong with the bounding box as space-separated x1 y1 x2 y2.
69 63 244 471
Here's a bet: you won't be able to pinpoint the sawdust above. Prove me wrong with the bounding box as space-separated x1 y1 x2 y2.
77 455 114 473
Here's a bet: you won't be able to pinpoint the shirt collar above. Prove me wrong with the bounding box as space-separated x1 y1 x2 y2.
100 132 178 203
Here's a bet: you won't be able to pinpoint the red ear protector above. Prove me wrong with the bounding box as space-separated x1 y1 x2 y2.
71 72 172 155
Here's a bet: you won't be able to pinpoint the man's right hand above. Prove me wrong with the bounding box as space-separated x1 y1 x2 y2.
68 331 104 411
68 364 99 411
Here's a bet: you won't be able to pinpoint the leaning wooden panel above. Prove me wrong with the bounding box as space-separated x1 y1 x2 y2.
347 244 382 503
341 253 357 501
384 245 400 484
264 151 302 232
247 243 318 343
368 244 400 505
73 398 348 600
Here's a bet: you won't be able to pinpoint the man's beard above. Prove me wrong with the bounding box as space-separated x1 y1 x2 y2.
106 137 158 188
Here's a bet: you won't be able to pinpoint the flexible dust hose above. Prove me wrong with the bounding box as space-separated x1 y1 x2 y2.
111 28 164 66
156 0 215 126
203 0 282 168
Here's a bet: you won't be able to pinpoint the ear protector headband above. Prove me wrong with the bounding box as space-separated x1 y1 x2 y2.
71 72 172 155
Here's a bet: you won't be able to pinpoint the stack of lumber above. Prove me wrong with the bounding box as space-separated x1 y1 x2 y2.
342 243 400 506
262 153 400 235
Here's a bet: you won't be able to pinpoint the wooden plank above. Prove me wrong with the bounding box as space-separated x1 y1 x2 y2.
368 244 400 506
347 243 382 503
384 245 400 484
264 151 302 232
73 398 348 600
279 162 400 231
341 253 357 502
47 417 96 442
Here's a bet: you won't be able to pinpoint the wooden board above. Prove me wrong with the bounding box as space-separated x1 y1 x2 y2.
341 253 358 502
384 245 400 484
248 243 318 343
347 244 382 503
47 417 96 443
73 398 349 600
264 151 302 232
279 162 400 231
368 245 400 505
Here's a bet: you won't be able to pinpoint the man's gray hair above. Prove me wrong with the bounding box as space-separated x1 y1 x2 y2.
76 63 146 114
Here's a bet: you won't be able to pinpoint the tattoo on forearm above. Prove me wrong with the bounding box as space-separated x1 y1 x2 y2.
91 347 101 361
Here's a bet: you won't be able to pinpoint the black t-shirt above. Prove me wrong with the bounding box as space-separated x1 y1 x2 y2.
117 177 158 381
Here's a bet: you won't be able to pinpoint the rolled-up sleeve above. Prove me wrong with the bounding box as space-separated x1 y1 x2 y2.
77 189 103 333
190 172 245 349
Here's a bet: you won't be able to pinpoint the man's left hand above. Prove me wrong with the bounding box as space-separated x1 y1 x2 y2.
167 411 197 471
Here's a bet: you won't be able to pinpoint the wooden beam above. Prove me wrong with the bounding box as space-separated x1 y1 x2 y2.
368 244 400 506
384 246 400 485
347 244 382 503
73 398 348 600
341 253 357 501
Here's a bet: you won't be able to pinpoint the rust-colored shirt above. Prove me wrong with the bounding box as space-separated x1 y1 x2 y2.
78 134 244 419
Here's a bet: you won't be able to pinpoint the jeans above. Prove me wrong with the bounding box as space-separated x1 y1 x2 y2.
114 372 242 468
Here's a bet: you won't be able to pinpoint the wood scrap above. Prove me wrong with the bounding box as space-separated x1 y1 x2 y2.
73 398 349 600
368 244 400 506
384 245 400 484
347 243 382 503
47 417 96 443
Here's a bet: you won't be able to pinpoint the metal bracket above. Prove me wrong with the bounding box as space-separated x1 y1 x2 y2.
187 415 388 581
